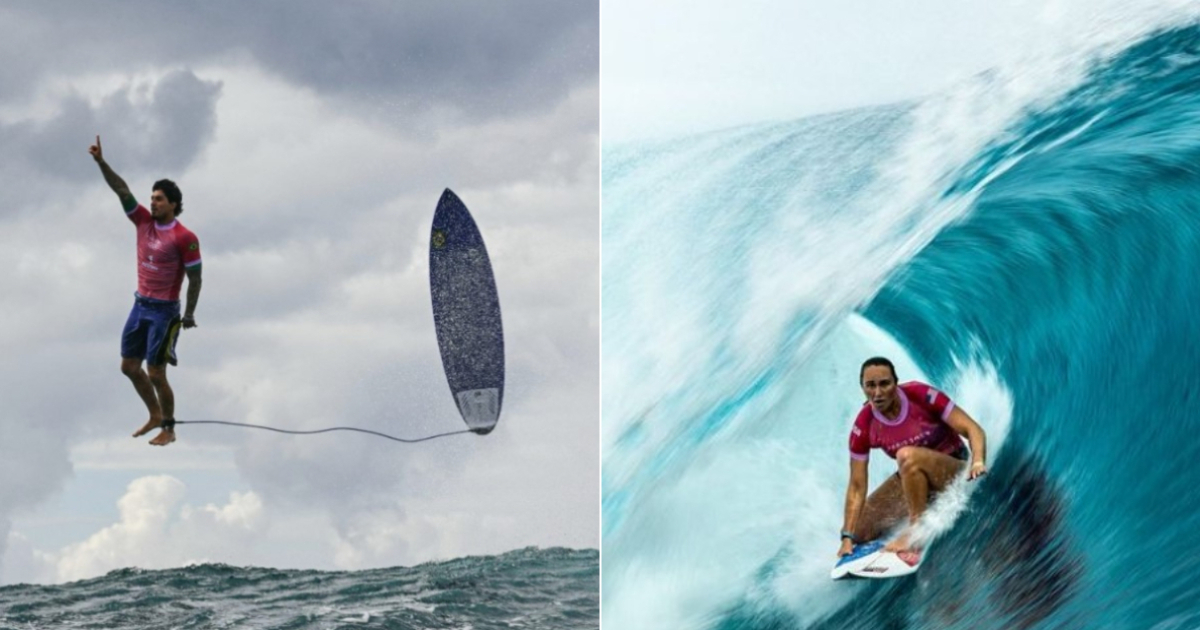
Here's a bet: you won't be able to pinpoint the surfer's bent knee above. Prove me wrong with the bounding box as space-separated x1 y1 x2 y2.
895 446 922 476
147 364 169 386
120 358 141 377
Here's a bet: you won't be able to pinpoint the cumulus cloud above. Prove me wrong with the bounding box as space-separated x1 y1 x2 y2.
0 1 597 584
51 476 267 583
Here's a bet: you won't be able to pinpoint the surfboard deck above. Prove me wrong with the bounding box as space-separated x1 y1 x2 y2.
831 542 924 580
830 541 886 580
849 548 923 579
429 188 505 435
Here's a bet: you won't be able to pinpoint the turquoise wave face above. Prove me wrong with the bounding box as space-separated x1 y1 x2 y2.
603 22 1200 630
859 23 1200 630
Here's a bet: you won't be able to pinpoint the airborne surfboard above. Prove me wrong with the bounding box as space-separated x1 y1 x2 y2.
429 189 505 435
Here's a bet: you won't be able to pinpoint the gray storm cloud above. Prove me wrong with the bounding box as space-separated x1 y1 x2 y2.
0 1 595 121
0 70 221 214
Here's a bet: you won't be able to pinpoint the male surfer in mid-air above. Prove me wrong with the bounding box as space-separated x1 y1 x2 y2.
837 357 988 556
89 135 203 446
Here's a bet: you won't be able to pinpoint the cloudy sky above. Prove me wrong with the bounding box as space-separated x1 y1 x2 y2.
0 1 597 585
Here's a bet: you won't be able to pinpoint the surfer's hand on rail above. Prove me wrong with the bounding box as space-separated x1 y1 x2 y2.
968 461 988 481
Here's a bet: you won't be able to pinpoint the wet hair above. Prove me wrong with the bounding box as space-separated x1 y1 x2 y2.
859 356 898 384
153 179 183 215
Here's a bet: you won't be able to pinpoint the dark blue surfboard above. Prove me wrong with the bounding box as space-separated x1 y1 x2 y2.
429 189 504 435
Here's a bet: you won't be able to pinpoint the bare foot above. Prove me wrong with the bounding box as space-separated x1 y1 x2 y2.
149 428 176 446
133 417 163 438
896 550 923 567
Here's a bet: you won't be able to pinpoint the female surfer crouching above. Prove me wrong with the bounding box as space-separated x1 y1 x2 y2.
838 356 988 556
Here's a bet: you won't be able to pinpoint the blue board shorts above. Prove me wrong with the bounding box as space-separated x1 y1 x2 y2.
121 293 183 366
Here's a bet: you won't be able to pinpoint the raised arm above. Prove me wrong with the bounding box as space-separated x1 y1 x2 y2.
89 135 137 212
946 406 988 480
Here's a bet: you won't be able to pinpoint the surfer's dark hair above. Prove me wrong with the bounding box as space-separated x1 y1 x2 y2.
153 179 183 215
860 357 898 384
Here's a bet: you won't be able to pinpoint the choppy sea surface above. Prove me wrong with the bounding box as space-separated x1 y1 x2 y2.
0 547 597 630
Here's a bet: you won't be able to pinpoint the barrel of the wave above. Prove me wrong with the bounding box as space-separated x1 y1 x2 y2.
429 188 505 435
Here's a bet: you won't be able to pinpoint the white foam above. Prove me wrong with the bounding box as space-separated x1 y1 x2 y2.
603 315 1014 628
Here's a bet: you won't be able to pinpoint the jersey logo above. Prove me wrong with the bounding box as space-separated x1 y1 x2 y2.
189 243 198 251
852 426 862 436
926 389 939 405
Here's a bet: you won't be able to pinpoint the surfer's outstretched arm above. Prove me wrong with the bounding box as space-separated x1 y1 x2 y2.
88 135 137 212
946 407 988 480
838 459 869 556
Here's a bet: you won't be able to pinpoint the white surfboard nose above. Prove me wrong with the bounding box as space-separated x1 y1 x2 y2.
831 540 886 579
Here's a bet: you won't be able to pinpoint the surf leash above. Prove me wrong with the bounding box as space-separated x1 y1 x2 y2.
168 419 477 443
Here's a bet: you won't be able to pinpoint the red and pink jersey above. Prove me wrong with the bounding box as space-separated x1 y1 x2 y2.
127 204 201 301
848 381 963 461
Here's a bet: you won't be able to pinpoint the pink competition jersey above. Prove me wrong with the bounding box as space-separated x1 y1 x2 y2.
848 381 964 461
127 205 201 301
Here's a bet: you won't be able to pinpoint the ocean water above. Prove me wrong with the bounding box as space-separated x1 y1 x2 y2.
0 547 597 629
602 16 1200 630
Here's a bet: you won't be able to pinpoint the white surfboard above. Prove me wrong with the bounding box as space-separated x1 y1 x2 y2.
830 541 886 580
848 548 924 579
